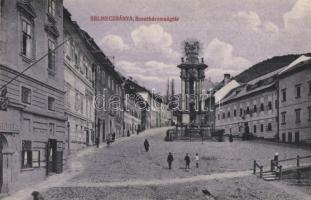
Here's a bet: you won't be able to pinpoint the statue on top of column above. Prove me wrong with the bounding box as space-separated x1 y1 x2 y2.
184 39 200 64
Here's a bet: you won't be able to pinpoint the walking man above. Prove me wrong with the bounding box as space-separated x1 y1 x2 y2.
167 152 174 169
144 139 150 152
185 153 190 169
194 153 199 168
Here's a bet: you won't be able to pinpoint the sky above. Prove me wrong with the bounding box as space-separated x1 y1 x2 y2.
64 0 311 94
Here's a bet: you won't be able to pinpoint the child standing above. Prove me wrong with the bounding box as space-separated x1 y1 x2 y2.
195 153 199 168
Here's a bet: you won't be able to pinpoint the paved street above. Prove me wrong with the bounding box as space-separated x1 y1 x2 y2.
5 127 311 200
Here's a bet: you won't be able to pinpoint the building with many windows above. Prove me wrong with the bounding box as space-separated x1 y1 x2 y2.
215 54 311 144
91 41 124 143
215 71 279 139
278 56 311 143
0 0 66 193
63 9 95 152
123 78 144 136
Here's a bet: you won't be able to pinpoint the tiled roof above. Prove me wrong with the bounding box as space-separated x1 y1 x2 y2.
278 56 311 76
234 53 311 83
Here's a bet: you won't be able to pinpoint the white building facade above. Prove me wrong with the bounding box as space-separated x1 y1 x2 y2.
63 9 95 152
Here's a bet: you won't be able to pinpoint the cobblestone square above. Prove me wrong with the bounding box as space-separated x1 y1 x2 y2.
6 127 311 200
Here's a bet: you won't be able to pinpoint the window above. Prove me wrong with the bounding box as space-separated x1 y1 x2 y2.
295 109 301 123
80 93 84 114
85 67 89 80
222 113 225 119
308 107 311 121
86 98 89 117
64 40 71 60
74 48 79 67
48 40 56 74
253 125 257 133
74 90 79 111
32 151 40 168
281 112 286 125
49 123 55 135
48 0 56 17
48 96 55 111
65 89 71 107
21 86 31 104
260 124 264 132
218 114 220 120
267 123 272 131
227 111 230 118
240 108 243 116
246 107 250 114
234 109 236 117
260 103 264 111
296 84 301 98
281 89 286 102
22 140 32 169
21 20 33 58
107 76 110 88
70 42 75 60
253 105 257 113
268 101 272 110
308 81 311 95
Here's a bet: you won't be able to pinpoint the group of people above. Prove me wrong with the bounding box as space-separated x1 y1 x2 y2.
167 152 199 170
143 139 200 170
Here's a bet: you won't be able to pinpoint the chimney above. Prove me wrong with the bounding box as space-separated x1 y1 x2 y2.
224 73 231 85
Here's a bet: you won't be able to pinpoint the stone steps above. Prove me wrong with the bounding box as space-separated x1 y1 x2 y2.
261 171 279 181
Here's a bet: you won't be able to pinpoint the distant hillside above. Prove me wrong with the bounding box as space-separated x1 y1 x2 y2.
234 53 311 83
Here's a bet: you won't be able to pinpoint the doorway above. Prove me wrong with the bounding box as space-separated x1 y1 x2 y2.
47 139 57 174
86 130 89 146
295 132 300 144
282 133 286 142
288 132 292 143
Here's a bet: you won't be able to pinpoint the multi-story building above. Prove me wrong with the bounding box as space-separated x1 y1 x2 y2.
150 94 162 128
160 103 174 127
104 67 123 139
89 41 120 143
215 71 279 139
137 89 151 129
63 9 95 152
278 56 311 143
0 0 66 193
125 79 149 131
123 78 143 136
215 54 311 143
